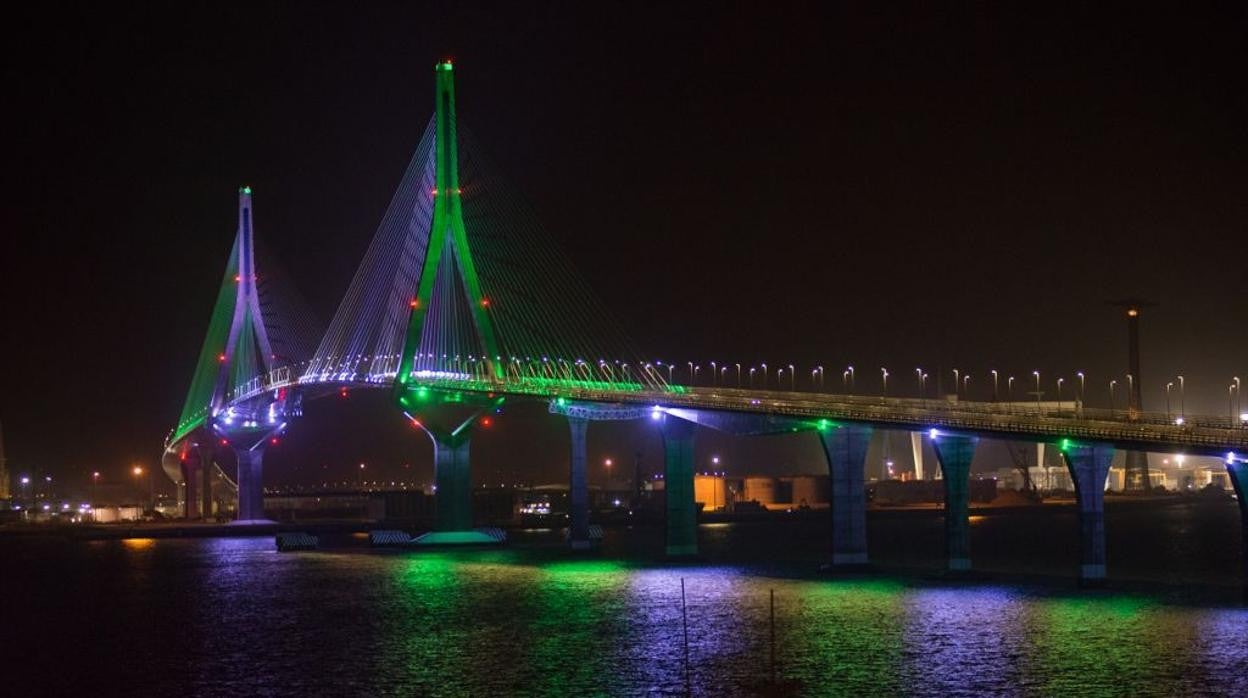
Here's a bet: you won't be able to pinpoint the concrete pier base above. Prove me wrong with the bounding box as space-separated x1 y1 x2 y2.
931 434 977 574
661 415 698 558
817 425 873 569
1225 457 1248 602
234 447 267 522
181 443 215 520
1061 443 1115 586
182 450 203 520
432 435 472 532
567 416 591 550
200 444 214 519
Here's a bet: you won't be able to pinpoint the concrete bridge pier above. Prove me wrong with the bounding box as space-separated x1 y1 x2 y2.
1225 455 1248 601
817 425 873 568
235 446 267 521
567 416 591 550
430 432 473 532
182 448 203 519
661 415 698 558
182 442 215 520
551 401 660 552
405 412 503 545
931 433 978 573
1060 443 1115 585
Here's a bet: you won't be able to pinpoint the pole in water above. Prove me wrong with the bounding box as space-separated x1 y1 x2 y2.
769 588 776 685
681 577 690 694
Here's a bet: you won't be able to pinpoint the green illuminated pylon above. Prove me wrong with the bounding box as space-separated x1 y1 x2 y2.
172 187 272 443
395 61 501 390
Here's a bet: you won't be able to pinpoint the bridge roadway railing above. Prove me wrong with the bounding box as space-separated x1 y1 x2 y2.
632 386 1248 453
220 369 1248 453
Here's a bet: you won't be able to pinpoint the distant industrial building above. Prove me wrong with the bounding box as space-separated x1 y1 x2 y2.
693 474 831 512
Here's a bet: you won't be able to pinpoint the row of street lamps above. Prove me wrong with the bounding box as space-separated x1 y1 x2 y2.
659 361 1246 423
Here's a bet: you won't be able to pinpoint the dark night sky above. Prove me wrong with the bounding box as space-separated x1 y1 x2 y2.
3 3 1246 492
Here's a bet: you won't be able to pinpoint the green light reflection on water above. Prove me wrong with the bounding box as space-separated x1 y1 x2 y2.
778 578 909 695
389 551 539 692
524 558 632 695
1023 593 1201 696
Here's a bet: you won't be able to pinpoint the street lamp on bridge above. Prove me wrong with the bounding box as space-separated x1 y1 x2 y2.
881 368 889 397
991 369 999 402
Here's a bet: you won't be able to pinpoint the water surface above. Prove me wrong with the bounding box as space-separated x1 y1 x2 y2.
2 510 1245 696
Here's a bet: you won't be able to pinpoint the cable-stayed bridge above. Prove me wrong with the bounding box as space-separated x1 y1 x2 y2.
164 61 1248 588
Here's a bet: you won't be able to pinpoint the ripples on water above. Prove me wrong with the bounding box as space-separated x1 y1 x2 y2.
3 530 1247 696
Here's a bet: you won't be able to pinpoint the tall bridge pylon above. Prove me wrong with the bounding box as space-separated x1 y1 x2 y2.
164 188 317 519
395 61 501 385
304 60 666 542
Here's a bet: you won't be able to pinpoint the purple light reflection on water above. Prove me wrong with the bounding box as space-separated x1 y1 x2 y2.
3 527 1246 695
623 566 777 695
901 587 1028 695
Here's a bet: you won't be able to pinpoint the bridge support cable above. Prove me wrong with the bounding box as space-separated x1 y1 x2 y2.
1059 443 1115 584
1224 455 1248 601
817 425 873 567
567 417 591 550
305 118 438 383
931 434 979 573
661 415 699 558
310 61 668 397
